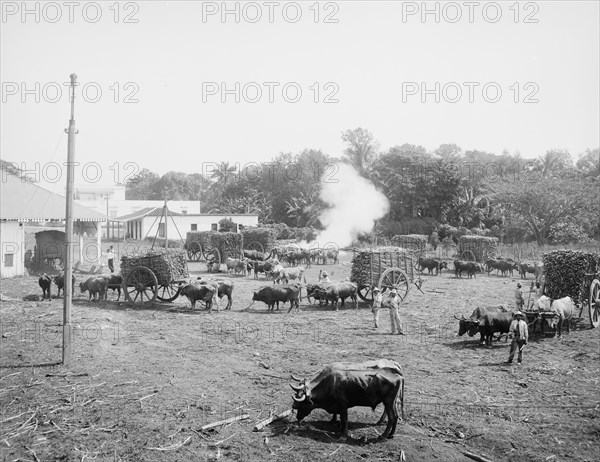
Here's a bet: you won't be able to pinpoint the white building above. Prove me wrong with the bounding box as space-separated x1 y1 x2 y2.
1 175 107 277
115 207 258 241
73 185 202 238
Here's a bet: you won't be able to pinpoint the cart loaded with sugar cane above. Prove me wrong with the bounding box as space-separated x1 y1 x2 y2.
120 249 190 306
523 250 600 329
457 235 499 263
185 231 243 267
350 247 424 302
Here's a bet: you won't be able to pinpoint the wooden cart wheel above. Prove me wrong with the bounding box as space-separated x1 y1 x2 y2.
461 250 476 262
247 242 264 253
589 279 600 328
157 283 181 302
187 241 202 261
123 266 158 306
379 268 410 301
357 285 373 302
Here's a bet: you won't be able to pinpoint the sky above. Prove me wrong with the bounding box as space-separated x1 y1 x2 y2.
1 0 599 193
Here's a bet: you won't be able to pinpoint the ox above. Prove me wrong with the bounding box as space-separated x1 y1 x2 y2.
39 274 52 301
197 278 234 310
53 273 76 298
478 311 514 346
252 284 301 312
100 274 122 301
537 295 574 337
226 258 248 276
519 262 536 279
180 282 219 312
79 277 108 302
454 260 483 279
306 283 332 306
455 305 509 343
485 259 518 277
325 282 358 310
290 360 404 439
417 257 448 275
273 266 307 284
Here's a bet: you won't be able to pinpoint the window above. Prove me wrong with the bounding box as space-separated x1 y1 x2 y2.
110 210 117 218
211 223 218 231
181 210 188 215
191 224 197 231
158 223 166 238
4 254 14 267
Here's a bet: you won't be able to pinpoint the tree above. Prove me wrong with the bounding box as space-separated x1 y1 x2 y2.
434 143 462 160
341 128 379 175
495 179 589 245
536 149 573 178
210 162 238 185
125 168 160 199
218 217 237 232
576 148 600 179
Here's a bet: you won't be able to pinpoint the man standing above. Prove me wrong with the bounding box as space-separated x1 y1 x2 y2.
107 246 115 273
506 311 529 365
388 289 405 335
372 287 383 328
515 283 524 310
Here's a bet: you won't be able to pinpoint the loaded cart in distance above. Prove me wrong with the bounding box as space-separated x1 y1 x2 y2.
350 247 424 302
120 249 190 306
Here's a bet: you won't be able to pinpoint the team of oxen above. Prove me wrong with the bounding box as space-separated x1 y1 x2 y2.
455 293 575 346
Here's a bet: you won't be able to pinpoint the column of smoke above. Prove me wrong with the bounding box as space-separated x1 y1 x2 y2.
306 163 389 249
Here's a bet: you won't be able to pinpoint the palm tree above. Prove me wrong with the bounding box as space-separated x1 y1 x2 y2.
537 149 573 178
210 162 238 185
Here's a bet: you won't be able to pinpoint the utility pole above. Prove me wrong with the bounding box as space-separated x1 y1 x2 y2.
63 73 78 366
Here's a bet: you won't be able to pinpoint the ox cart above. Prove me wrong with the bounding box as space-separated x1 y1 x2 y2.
525 251 600 328
120 250 190 306
350 247 424 302
34 230 67 269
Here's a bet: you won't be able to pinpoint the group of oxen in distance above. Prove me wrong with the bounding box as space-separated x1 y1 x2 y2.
38 273 123 302
416 256 543 281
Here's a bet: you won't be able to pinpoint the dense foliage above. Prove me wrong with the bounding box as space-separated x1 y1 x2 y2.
37 131 593 246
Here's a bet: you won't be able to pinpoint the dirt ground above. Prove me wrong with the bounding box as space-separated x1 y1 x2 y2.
1 250 599 462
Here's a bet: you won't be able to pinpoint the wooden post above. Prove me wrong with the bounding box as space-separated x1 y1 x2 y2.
63 73 78 366
78 220 83 264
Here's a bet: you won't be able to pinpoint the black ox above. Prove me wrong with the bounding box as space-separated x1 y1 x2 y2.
290 360 404 439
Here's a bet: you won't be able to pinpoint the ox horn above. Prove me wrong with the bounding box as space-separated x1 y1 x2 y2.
292 394 306 403
290 383 304 392
290 374 304 382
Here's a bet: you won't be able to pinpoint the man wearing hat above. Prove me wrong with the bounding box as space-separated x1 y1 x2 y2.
320 271 330 283
507 311 529 365
515 283 524 311
387 289 405 335
371 287 383 328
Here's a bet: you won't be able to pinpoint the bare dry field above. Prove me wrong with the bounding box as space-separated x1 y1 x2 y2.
1 250 599 462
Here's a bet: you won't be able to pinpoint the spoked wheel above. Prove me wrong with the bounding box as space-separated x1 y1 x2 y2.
357 285 373 302
589 279 600 328
123 266 158 306
378 268 410 301
247 242 264 253
461 250 476 262
187 241 202 261
157 283 181 302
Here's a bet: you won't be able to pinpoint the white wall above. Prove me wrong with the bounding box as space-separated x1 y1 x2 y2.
142 215 259 241
1 222 25 278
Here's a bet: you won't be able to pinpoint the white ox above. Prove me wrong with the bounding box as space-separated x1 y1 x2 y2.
534 295 575 337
